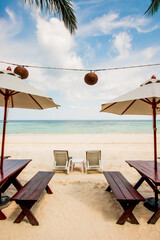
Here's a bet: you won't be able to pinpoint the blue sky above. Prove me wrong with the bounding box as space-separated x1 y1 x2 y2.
0 0 160 120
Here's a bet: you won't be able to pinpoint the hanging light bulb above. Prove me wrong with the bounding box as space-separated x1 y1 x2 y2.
84 72 98 85
7 66 12 71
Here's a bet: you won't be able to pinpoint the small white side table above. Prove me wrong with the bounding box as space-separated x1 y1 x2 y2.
71 159 86 173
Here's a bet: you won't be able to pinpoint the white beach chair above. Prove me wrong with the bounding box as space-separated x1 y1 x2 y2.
53 150 72 175
86 150 102 173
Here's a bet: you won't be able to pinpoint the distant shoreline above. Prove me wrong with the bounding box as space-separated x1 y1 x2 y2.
1 119 159 122
0 119 159 134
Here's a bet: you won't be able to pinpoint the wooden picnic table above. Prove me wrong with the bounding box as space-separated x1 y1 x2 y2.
0 159 31 220
126 160 160 224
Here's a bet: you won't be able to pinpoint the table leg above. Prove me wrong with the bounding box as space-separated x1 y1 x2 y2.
145 178 156 192
12 178 23 191
155 186 159 211
14 201 39 226
1 168 24 192
0 210 6 220
148 208 160 224
117 202 139 225
45 185 53 194
134 176 145 189
134 175 156 192
106 186 111 192
0 189 7 219
146 187 160 224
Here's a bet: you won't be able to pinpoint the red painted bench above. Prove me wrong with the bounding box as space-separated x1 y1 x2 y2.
11 171 54 226
103 171 144 224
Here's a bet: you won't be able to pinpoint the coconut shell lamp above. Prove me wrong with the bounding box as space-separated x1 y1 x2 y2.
14 66 29 79
84 72 98 85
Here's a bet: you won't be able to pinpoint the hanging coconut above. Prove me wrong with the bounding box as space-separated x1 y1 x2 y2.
14 66 29 79
84 72 98 85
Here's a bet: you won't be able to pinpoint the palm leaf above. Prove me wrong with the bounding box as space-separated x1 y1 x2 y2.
145 0 160 16
24 0 77 34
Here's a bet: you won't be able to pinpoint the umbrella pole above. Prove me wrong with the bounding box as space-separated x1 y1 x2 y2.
152 98 157 171
0 94 9 173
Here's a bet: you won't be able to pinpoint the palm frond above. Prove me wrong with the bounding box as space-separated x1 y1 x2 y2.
24 0 77 34
145 0 160 16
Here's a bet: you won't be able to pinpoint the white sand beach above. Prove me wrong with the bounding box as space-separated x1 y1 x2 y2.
1 133 160 240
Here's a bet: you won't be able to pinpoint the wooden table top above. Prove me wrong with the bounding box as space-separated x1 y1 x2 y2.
126 160 160 184
0 159 31 184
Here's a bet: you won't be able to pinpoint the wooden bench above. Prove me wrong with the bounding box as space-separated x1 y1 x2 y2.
103 171 145 224
11 171 54 226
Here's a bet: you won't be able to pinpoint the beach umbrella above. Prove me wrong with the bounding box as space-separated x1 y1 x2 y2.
0 69 60 173
101 75 160 171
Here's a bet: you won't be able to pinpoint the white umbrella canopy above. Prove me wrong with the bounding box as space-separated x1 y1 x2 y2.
0 69 60 172
101 75 160 170
101 77 160 115
0 70 59 109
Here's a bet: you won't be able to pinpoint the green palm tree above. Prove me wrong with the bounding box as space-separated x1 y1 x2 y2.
24 0 77 34
145 0 160 16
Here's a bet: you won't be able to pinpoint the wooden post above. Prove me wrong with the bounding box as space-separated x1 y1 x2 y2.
152 98 157 171
0 92 9 173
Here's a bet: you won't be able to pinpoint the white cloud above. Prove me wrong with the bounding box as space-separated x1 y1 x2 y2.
95 48 160 104
0 8 22 39
5 8 16 22
70 105 88 110
112 32 132 59
141 47 158 60
77 13 158 37
36 15 82 68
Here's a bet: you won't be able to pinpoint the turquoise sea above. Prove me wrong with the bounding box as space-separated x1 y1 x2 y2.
0 120 159 134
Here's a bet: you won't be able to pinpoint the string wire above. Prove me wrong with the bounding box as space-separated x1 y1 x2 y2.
0 60 160 72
